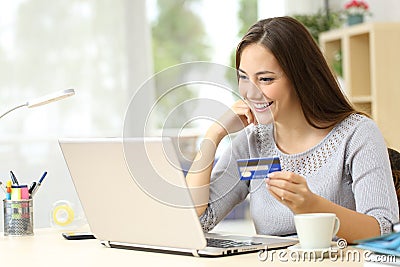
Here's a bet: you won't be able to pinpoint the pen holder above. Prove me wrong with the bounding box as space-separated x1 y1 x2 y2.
3 199 34 236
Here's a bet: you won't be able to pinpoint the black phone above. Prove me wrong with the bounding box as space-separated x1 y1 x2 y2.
62 232 96 240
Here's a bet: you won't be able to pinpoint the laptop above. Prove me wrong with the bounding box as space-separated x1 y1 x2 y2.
58 137 296 257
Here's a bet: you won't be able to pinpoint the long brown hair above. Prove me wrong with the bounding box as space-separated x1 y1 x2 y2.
236 16 357 129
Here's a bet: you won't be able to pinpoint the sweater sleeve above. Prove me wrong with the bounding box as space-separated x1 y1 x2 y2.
346 118 399 235
199 129 252 232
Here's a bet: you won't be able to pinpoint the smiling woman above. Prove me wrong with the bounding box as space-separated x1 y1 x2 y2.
185 16 399 244
237 43 290 125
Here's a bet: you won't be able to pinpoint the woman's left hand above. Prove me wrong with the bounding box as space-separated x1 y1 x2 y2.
266 171 318 214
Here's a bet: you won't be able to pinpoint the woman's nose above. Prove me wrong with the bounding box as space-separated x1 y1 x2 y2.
239 80 263 100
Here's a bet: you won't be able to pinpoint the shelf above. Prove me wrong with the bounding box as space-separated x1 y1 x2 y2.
351 95 372 103
320 22 400 150
354 103 372 117
351 95 372 117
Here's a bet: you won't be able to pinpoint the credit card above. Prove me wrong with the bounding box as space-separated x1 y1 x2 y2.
237 156 281 180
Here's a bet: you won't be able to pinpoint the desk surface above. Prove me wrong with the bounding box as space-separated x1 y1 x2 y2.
0 228 367 267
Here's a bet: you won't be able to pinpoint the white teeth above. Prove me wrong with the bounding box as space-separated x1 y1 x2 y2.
253 102 273 109
254 103 268 109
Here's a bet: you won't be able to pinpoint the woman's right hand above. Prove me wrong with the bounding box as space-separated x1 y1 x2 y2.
187 99 254 216
213 99 255 137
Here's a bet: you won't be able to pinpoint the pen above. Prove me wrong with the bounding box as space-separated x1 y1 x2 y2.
38 171 47 184
31 171 47 197
28 181 37 195
10 171 19 186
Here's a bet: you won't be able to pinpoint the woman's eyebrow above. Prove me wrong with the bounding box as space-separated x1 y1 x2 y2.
237 68 276 75
237 68 247 74
255 70 276 75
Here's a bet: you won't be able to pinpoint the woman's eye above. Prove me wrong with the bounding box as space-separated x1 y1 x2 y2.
260 77 274 83
238 74 248 80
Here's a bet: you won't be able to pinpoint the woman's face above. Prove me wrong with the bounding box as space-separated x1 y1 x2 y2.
238 43 298 124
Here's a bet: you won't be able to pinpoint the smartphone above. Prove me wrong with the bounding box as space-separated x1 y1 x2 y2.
62 232 96 240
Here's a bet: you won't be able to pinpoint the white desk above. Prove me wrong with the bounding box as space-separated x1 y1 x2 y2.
0 228 366 267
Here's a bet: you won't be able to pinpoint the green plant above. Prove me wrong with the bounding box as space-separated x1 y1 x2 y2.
332 49 343 77
292 10 343 43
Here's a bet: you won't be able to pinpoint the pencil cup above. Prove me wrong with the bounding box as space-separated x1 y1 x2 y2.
3 199 34 236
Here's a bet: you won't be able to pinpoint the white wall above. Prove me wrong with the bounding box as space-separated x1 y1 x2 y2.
258 0 325 18
258 0 400 22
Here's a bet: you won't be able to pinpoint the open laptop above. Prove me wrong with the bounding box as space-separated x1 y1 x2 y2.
58 137 296 257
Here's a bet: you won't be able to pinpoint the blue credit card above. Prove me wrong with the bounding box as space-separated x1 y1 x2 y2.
237 157 281 180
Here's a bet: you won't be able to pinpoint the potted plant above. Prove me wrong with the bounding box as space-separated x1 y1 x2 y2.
343 0 371 25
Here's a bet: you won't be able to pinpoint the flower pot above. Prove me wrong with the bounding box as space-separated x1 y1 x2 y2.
347 14 364 26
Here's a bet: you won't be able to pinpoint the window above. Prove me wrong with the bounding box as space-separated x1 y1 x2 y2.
0 0 152 227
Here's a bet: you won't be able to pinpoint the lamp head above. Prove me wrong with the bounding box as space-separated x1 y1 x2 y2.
27 89 75 108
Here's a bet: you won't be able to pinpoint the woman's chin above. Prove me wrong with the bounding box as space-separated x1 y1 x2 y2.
254 112 274 125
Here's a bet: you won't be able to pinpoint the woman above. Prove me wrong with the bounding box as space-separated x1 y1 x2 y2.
186 16 398 243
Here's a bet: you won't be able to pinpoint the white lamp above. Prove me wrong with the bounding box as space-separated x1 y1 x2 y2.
0 89 75 119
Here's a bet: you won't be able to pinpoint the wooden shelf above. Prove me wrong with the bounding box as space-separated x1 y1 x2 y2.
351 95 372 103
320 22 400 150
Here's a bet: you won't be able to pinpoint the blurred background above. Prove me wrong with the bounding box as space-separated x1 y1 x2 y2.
0 0 399 229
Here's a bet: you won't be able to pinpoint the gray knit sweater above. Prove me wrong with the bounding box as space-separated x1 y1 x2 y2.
200 114 399 236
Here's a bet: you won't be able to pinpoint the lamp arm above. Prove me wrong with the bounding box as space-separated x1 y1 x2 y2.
0 103 28 119
0 89 75 119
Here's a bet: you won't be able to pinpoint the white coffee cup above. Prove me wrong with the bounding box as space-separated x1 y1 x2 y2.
294 213 340 249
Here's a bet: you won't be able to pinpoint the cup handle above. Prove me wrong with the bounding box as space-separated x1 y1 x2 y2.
332 217 340 237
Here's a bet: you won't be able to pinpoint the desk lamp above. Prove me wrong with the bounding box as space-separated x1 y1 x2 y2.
0 89 75 119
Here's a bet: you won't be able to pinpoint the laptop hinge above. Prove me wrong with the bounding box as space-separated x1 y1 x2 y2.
191 250 200 257
100 240 111 248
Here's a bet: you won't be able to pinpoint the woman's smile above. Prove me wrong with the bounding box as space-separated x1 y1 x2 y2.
248 100 274 113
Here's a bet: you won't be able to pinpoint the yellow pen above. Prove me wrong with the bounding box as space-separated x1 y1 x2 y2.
6 180 12 200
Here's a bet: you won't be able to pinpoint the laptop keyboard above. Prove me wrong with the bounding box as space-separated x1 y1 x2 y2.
206 238 262 248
